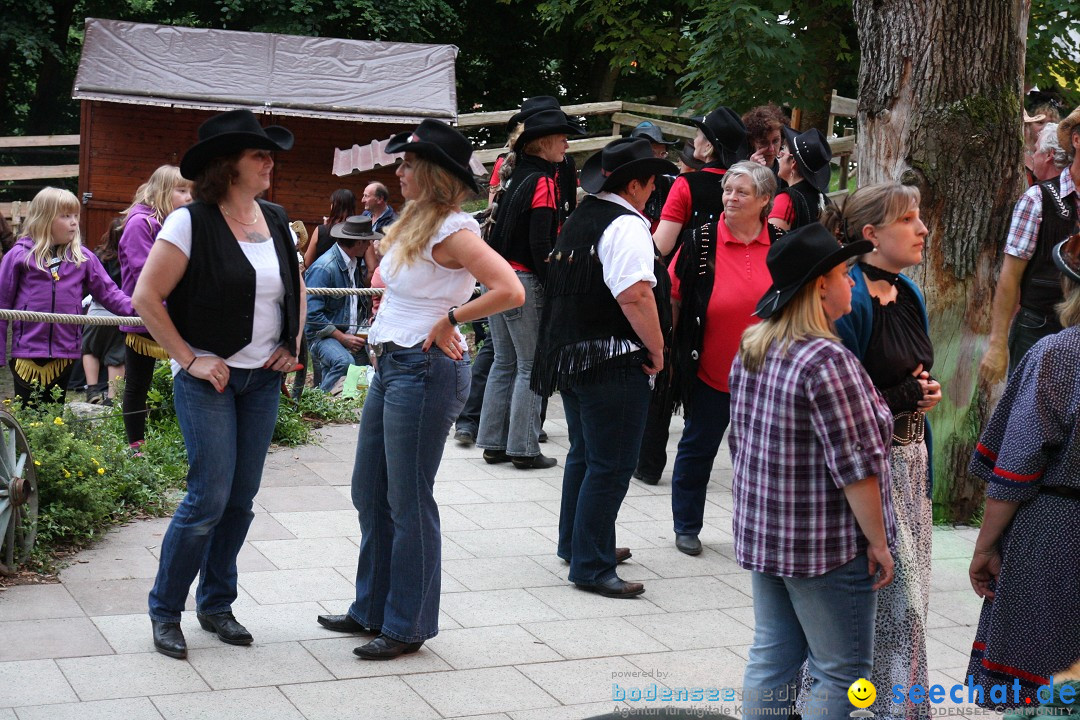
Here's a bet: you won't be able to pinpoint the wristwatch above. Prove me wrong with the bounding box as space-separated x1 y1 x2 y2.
448 306 459 326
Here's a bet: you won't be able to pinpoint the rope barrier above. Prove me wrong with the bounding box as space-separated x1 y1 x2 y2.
0 286 482 326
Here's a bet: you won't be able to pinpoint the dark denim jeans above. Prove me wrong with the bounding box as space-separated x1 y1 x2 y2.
455 320 493 436
671 377 731 536
349 346 469 642
634 392 675 481
1008 306 1062 374
558 362 651 584
148 367 281 622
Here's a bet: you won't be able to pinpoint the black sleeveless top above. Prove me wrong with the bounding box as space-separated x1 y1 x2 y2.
862 276 934 414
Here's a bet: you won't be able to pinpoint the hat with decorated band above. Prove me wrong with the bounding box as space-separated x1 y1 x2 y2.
386 119 479 194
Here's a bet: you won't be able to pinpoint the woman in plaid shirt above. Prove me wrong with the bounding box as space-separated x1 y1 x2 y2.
728 222 896 720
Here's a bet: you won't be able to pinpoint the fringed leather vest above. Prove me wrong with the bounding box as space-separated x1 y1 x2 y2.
778 180 829 229
532 196 671 396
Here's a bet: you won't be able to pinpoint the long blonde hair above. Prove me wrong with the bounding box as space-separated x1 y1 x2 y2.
123 165 190 223
22 187 86 270
738 281 837 372
1057 275 1080 328
380 156 469 269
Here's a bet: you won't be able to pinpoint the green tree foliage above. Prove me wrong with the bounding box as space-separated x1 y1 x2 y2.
679 0 857 118
1026 0 1080 105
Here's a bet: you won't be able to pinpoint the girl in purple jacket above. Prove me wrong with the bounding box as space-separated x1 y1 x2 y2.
117 165 192 447
0 187 133 405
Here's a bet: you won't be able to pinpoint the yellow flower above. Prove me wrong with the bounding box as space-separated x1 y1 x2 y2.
33 460 41 466
2 398 9 404
53 417 64 426
63 469 71 478
90 457 99 466
97 468 105 475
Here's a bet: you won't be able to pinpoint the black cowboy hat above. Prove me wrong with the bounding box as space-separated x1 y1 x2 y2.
781 126 833 194
180 109 294 180
512 108 586 152
580 137 679 194
507 96 563 132
677 140 704 171
630 121 678 147
754 222 873 319
1052 233 1080 284
689 107 749 168
329 215 383 244
386 119 479 194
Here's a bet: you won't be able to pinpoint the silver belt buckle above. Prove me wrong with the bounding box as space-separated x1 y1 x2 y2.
370 342 385 358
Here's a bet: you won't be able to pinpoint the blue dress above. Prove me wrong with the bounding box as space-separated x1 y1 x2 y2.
967 325 1080 707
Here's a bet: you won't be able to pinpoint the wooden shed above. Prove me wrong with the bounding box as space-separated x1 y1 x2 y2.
73 18 460 245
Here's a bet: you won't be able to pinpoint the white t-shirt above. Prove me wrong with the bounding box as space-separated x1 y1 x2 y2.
594 192 658 294
158 207 285 371
369 211 479 348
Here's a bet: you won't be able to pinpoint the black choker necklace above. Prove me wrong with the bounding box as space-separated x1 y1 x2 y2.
859 262 900 286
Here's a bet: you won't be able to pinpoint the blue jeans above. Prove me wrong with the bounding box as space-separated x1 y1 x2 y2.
743 554 877 720
148 367 281 622
477 272 543 457
310 336 367 392
348 346 469 642
558 362 651 584
671 377 731 535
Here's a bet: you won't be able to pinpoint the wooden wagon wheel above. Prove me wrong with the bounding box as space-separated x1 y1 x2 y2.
0 409 38 573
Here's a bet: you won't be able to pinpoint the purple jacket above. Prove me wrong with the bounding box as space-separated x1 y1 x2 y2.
0 237 134 363
118 203 161 334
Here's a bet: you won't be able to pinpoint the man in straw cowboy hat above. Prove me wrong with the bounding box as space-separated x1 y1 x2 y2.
304 215 383 393
980 106 1080 385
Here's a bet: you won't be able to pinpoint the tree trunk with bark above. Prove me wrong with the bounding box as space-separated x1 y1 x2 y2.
854 0 1029 522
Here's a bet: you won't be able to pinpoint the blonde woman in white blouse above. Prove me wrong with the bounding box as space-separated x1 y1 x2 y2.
317 120 524 660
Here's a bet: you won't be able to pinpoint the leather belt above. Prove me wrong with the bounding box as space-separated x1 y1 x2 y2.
892 411 926 446
368 341 417 358
1040 485 1080 501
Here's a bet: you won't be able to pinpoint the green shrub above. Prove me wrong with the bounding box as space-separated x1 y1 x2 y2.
6 369 365 570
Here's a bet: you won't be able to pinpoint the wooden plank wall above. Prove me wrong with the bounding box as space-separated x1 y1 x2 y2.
79 101 405 247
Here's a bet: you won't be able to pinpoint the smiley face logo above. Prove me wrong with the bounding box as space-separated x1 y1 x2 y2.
848 678 876 708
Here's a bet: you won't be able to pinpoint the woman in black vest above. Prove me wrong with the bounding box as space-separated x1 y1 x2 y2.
134 110 303 660
769 127 833 231
478 106 583 469
634 107 749 486
534 137 675 597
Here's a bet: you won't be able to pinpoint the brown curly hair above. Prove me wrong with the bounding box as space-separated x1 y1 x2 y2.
741 104 788 146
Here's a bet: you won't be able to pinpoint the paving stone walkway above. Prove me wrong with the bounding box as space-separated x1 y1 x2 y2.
0 404 985 719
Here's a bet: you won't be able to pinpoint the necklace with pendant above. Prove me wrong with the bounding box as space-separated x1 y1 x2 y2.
221 202 259 226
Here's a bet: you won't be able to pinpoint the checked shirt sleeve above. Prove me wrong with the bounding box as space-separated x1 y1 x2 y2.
806 350 891 489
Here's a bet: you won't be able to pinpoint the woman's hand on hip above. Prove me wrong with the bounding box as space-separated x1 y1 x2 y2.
423 316 465 360
188 355 230 393
264 345 300 373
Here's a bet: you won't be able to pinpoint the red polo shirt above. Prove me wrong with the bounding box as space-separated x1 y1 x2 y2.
669 214 772 392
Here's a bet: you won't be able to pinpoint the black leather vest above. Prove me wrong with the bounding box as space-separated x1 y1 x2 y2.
1019 178 1079 316
532 195 670 396
168 200 301 359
